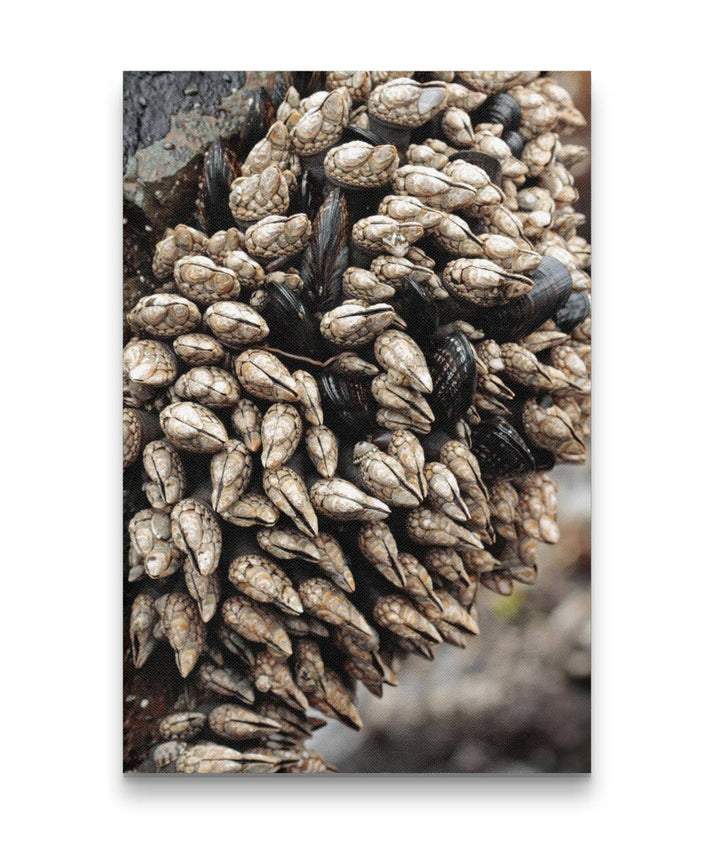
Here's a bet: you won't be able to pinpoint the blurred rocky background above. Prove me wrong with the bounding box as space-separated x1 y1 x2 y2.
123 71 591 774
309 462 591 773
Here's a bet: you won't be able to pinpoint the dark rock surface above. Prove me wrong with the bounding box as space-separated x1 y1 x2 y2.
123 71 247 169
123 71 278 277
123 72 283 232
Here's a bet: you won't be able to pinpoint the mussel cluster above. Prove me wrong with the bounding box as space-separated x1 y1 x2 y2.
123 70 590 774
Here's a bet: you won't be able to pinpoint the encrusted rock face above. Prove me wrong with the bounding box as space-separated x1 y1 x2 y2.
124 70 591 775
123 72 280 229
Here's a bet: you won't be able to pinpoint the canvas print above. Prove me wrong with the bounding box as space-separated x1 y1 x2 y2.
123 71 591 774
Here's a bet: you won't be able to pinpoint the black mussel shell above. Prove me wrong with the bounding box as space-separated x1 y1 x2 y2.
320 373 376 437
264 252 306 274
392 277 439 344
448 149 502 184
436 293 485 328
367 115 413 151
470 417 536 479
410 113 444 145
351 569 396 617
262 282 323 359
421 428 455 460
349 244 375 270
414 233 452 271
365 429 394 451
236 87 275 160
473 93 521 132
300 169 326 224
324 179 387 223
290 72 326 99
502 129 525 159
476 256 573 343
427 331 477 426
300 186 350 312
297 149 328 186
339 125 387 147
553 291 591 333
530 447 556 471
270 73 292 109
199 139 237 234
350 188 388 223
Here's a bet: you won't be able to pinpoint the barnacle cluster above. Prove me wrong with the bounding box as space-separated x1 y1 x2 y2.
124 71 590 774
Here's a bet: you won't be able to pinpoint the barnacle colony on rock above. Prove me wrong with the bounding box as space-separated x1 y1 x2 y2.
124 71 590 774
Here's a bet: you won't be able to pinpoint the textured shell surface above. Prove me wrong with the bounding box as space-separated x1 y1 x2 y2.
244 214 312 260
231 398 263 451
242 121 291 177
222 249 265 288
320 301 397 347
205 227 243 264
203 301 269 348
298 578 373 637
184 558 221 622
354 441 423 507
128 294 202 339
159 591 206 677
123 407 143 468
210 438 253 515
292 370 324 425
291 88 351 155
374 330 433 394
324 141 399 188
352 215 423 257
123 339 177 388
310 477 391 522
174 365 241 408
152 224 208 280
228 553 303 615
159 401 228 453
442 258 533 307
305 424 339 478
173 255 241 306
343 267 396 302
368 78 447 128
129 508 181 579
393 164 477 211
228 164 290 223
257 525 321 564
234 350 299 402
376 196 444 234
173 333 226 366
263 466 319 537
170 498 222 576
222 594 293 657
261 403 303 469
142 440 186 509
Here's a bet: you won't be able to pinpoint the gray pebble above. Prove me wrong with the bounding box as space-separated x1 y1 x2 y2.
184 86 198 96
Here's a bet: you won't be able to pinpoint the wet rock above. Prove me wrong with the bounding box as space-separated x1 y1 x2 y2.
123 72 277 232
123 71 248 167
